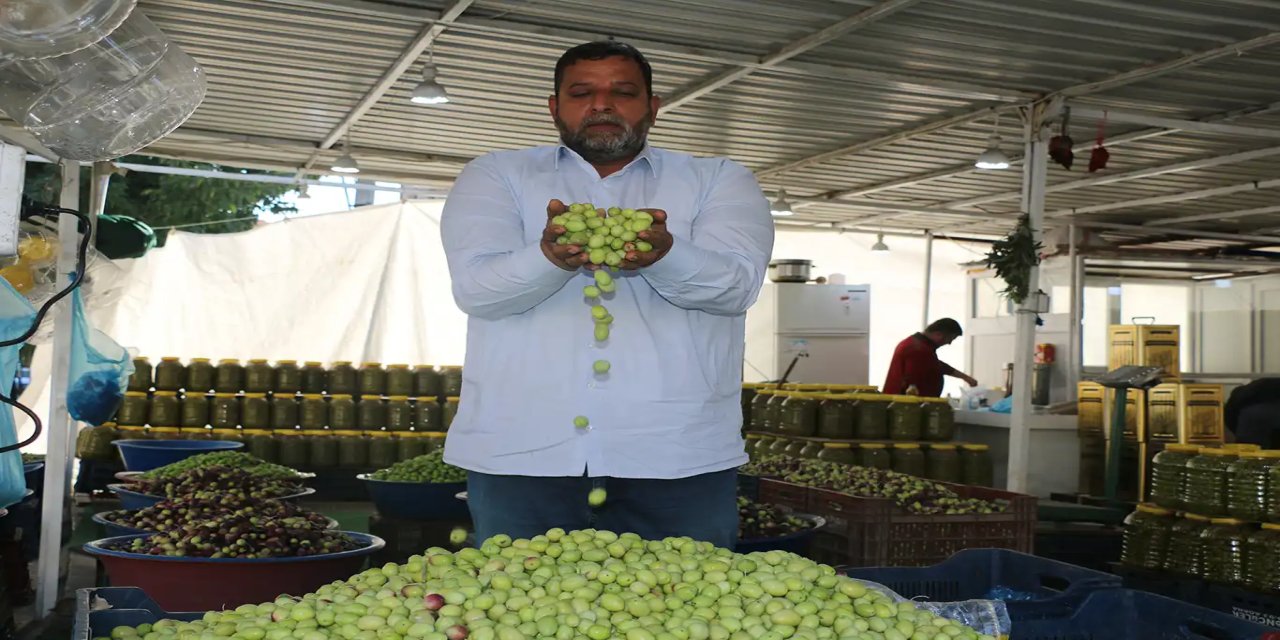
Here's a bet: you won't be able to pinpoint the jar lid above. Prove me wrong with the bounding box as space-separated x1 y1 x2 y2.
331 394 354 400
119 425 145 431
213 393 238 398
893 443 921 450
888 395 925 403
1211 517 1246 525
410 396 437 401
368 430 393 438
782 383 828 390
150 426 180 433
1136 503 1172 516
1185 513 1212 522
756 389 775 395
190 358 211 363
242 429 270 435
218 359 241 365
388 396 410 401
414 364 436 370
210 428 239 434
249 359 269 364
273 430 298 436
919 397 951 404
440 365 462 370
861 443 887 449
359 395 384 401
447 396 461 402
125 391 148 397
154 391 178 397
1242 450 1280 459
302 394 325 400
331 430 363 436
388 364 410 369
161 357 181 362
848 393 888 401
825 384 879 392
746 434 762 440
134 357 151 362
101 422 117 428
822 442 852 449
962 444 990 452
299 429 330 435
418 431 447 437
1165 444 1201 453
1199 448 1236 456
332 361 353 366
277 360 297 365
1263 523 1280 532
930 444 958 451
244 393 267 399
361 362 382 368
305 361 324 366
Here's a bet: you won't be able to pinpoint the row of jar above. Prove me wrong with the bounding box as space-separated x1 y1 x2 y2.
1147 444 1280 522
127 357 463 398
748 391 955 442
740 382 878 416
1122 504 1280 593
113 392 459 432
87 424 445 469
747 434 994 487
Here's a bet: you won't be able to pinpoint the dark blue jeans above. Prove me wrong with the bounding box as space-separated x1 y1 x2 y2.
466 469 739 549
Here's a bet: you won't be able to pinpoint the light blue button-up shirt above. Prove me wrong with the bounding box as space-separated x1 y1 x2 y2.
439 144 774 479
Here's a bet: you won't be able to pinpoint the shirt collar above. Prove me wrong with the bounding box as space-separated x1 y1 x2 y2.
914 332 942 350
554 143 659 177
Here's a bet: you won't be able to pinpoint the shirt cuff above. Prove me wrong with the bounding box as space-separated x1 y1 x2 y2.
514 241 577 287
642 237 706 283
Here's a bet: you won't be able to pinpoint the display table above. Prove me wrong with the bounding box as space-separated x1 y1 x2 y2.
954 409 1079 498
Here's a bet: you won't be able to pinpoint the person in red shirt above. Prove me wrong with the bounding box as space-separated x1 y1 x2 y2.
883 318 977 397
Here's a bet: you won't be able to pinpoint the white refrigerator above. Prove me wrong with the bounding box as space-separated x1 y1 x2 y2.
744 282 871 384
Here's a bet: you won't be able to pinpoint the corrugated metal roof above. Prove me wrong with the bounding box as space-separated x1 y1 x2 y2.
37 0 1280 250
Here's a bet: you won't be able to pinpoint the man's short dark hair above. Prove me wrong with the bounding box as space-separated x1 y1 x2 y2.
926 318 963 338
554 41 653 97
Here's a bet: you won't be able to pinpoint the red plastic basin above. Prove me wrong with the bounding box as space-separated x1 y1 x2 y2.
83 532 384 611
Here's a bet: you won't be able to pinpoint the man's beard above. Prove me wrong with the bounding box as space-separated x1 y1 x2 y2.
556 111 651 165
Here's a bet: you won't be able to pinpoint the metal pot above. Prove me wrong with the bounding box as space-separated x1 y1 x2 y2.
768 259 812 283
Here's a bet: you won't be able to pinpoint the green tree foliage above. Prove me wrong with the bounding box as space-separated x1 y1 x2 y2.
23 156 296 245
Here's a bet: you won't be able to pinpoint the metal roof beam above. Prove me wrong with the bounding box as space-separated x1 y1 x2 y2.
1145 204 1280 227
803 99 1280 201
945 144 1280 209
1049 177 1280 218
661 0 924 113
754 31 1280 180
171 128 474 165
295 0 475 174
1067 105 1280 140
1078 221 1280 245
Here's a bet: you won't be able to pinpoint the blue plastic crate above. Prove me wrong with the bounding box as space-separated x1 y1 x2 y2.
845 548 1121 618
73 587 201 640
1011 588 1278 639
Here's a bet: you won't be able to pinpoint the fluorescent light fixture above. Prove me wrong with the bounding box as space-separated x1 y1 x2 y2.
411 63 450 105
771 189 794 217
871 233 889 252
975 135 1011 170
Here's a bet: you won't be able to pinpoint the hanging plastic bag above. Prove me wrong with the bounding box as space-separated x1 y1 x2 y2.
0 278 33 509
66 287 134 425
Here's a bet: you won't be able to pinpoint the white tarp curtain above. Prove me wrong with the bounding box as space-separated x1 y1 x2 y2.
14 201 982 452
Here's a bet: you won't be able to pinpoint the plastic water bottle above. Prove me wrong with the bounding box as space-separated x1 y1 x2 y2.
0 9 205 161
0 0 137 60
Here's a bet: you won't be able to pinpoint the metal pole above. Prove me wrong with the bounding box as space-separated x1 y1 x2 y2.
35 160 80 615
922 231 934 329
1007 108 1048 494
1068 224 1081 402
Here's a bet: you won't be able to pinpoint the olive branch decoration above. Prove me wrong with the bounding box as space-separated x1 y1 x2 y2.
984 214 1042 305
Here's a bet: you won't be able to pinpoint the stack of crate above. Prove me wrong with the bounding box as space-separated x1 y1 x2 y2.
1077 324 1225 501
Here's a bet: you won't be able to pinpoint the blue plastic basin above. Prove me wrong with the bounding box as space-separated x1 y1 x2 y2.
735 514 825 555
112 440 244 472
108 484 316 511
84 532 384 611
358 474 467 520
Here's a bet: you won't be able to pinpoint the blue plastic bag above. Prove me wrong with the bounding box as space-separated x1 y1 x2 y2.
67 288 133 425
991 395 1013 414
0 278 33 508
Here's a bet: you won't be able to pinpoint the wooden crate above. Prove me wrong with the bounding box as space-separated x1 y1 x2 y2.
1107 324 1181 380
1103 388 1147 441
1144 383 1225 445
1181 384 1225 444
1078 382 1106 435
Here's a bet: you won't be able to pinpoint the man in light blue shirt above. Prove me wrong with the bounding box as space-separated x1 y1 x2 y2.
440 41 774 548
